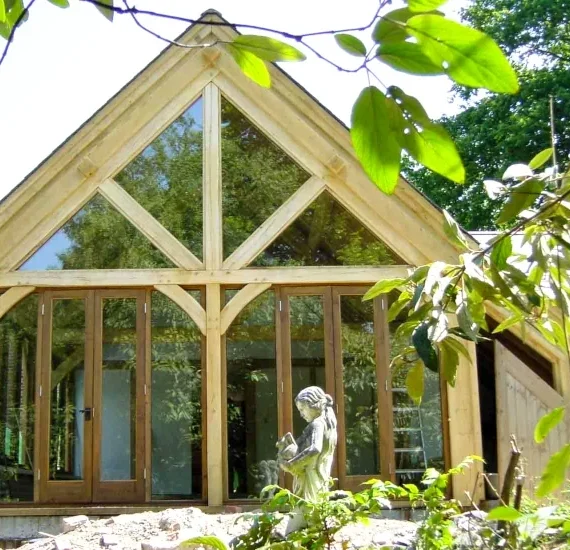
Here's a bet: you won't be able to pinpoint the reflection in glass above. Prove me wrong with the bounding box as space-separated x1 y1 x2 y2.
101 298 137 481
49 299 85 481
340 296 379 476
115 98 204 259
226 291 277 499
389 297 444 484
0 295 37 502
253 192 402 267
289 295 326 437
151 291 203 500
19 194 174 270
221 97 310 257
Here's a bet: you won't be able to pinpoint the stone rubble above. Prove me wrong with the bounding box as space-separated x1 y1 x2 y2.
16 507 417 550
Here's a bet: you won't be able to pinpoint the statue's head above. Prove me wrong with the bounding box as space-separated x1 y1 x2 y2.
295 386 333 422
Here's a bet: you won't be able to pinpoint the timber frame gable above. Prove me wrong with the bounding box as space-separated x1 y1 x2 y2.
0 10 568 510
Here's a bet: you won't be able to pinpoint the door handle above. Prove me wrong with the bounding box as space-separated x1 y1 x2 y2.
79 407 93 421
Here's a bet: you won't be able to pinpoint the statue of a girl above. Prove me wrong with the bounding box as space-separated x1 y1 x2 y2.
276 386 337 501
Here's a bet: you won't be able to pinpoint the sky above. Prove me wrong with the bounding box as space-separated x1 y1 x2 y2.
0 0 468 200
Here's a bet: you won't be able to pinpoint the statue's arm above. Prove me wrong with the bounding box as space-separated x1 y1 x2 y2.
286 421 324 468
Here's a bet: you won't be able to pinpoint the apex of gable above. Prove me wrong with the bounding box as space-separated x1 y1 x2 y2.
200 8 224 19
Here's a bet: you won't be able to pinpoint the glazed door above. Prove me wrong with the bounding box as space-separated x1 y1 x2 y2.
39 290 146 503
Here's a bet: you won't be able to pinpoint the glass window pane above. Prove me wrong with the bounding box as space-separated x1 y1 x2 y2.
221 97 310 257
49 298 85 481
389 297 444 485
115 98 204 259
151 290 203 500
253 192 402 266
0 295 37 503
19 194 175 270
340 295 379 476
101 298 137 481
289 295 326 437
226 290 277 499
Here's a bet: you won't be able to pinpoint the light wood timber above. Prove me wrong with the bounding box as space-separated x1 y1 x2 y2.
446 339 484 504
99 179 202 270
154 284 207 335
206 284 223 506
222 176 326 269
203 83 222 270
0 286 36 319
220 283 271 334
77 157 97 178
0 266 411 288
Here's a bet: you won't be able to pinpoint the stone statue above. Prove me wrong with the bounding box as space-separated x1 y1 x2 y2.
276 386 337 501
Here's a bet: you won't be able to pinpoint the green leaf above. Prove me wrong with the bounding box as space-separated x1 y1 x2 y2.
47 0 70 7
408 0 448 12
373 8 412 43
439 339 459 386
406 361 424 404
529 148 554 170
387 87 464 183
412 322 439 372
226 44 271 88
405 15 519 93
388 292 412 322
487 506 523 522
442 337 472 362
490 236 512 270
93 0 113 21
0 0 6 23
351 86 402 194
536 443 570 498
233 35 306 62
443 210 469 249
364 278 406 300
335 33 367 57
497 179 543 224
181 536 229 550
534 407 566 444
377 42 445 75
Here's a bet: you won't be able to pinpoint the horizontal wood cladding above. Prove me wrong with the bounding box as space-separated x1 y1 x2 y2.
0 266 411 288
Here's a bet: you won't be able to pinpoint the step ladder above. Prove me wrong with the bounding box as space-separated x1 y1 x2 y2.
392 388 428 483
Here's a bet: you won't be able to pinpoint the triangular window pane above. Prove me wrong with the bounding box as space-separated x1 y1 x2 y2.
115 97 203 259
252 191 403 266
18 194 175 270
221 97 310 258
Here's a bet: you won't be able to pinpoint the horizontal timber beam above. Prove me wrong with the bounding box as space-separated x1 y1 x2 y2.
0 286 36 320
0 266 411 288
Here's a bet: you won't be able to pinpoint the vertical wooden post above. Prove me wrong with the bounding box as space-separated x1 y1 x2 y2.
203 83 222 271
447 340 485 504
206 283 223 506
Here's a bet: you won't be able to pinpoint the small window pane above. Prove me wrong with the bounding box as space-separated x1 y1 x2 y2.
18 194 175 270
115 98 204 259
253 192 402 266
221 97 310 257
151 291 203 500
226 290 277 499
0 295 37 503
389 297 444 485
340 295 379 476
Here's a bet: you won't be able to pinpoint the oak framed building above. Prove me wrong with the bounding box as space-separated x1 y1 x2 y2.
0 11 568 514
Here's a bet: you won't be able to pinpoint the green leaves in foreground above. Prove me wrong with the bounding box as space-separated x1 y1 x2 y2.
181 536 229 550
534 407 566 444
351 85 464 193
536 443 570 497
335 33 367 57
227 35 305 88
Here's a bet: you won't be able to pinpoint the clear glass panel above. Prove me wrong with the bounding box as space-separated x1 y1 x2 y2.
253 191 402 267
340 295 379 476
226 290 277 499
389 296 444 485
289 295 326 437
0 295 37 502
100 298 137 481
19 194 175 270
115 98 204 259
49 298 85 481
151 290 203 500
221 97 310 257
